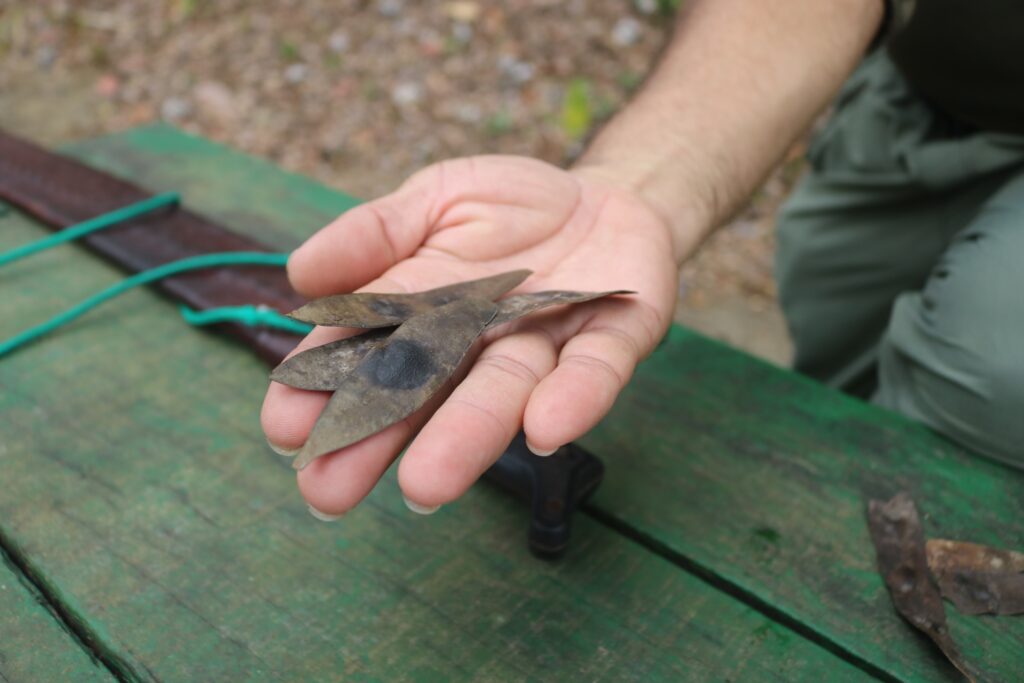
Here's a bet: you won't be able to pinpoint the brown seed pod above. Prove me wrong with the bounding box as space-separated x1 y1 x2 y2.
270 330 390 391
287 269 531 328
867 493 975 682
270 289 634 392
488 290 635 328
926 539 1024 616
291 297 498 470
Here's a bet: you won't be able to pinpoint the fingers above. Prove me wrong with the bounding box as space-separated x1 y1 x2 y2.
287 169 439 298
295 398 440 517
261 325 362 452
263 327 445 517
295 423 411 517
287 155 583 296
397 330 557 508
261 274 416 454
523 301 666 453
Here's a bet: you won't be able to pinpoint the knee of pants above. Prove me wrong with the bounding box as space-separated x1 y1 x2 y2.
773 192 935 385
875 244 1024 468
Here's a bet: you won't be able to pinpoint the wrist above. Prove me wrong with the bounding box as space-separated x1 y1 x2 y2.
569 159 713 265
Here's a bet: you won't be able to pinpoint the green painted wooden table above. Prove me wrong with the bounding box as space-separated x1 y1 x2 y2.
0 125 1021 682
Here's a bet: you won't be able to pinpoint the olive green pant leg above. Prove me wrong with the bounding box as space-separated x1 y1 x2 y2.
775 51 1024 464
776 169 1005 393
875 171 1024 467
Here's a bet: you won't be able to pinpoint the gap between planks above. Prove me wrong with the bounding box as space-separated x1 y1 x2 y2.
0 527 148 683
582 502 903 683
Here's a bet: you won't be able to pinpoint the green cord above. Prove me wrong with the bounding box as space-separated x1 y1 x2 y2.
0 193 180 267
0 196 307 358
0 251 292 359
180 304 312 335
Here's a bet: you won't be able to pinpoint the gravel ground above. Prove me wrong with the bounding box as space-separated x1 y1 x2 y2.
0 0 795 363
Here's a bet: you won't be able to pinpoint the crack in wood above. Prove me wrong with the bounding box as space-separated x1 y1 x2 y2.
582 503 900 683
0 527 148 683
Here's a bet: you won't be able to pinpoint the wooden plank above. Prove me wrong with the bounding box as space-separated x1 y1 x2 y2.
0 548 112 682
580 325 1024 683
0 125 871 682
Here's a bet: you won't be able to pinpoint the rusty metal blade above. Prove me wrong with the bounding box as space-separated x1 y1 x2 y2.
292 298 498 470
487 290 634 329
269 330 390 391
926 539 1024 616
288 269 530 327
867 493 975 682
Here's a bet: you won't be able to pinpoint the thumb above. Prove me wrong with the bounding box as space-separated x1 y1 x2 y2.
287 166 440 297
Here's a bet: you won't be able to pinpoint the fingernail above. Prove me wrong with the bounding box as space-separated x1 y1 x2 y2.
526 440 558 457
267 438 301 458
307 503 344 522
403 494 441 515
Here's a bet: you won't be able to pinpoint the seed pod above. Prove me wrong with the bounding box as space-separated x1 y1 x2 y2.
292 297 498 470
287 269 531 328
270 330 389 391
271 290 633 391
926 539 1024 616
487 290 634 329
867 493 975 682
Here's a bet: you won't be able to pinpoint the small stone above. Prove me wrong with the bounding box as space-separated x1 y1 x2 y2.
395 17 417 35
318 125 348 156
285 63 309 84
611 17 643 46
391 81 423 107
124 101 156 125
498 55 535 85
194 80 237 126
453 102 482 124
451 21 473 44
443 1 481 22
160 96 192 121
634 0 658 14
332 77 357 98
377 0 403 17
120 81 145 104
328 30 350 53
36 45 57 68
413 138 438 163
95 74 120 98
419 37 444 57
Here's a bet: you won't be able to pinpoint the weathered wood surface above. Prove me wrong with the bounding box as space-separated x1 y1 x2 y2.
0 549 111 682
0 125 870 682
581 326 1024 683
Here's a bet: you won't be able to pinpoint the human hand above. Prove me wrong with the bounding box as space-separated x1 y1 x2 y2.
261 156 682 517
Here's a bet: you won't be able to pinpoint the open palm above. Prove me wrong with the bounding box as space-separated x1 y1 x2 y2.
261 155 680 516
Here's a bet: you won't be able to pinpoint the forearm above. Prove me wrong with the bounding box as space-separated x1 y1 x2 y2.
573 0 885 262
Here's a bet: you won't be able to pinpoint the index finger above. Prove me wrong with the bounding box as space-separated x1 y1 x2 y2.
287 169 439 298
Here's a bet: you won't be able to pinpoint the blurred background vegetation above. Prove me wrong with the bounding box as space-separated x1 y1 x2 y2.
0 0 795 362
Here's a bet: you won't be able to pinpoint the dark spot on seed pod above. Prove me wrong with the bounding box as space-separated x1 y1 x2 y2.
360 339 435 389
369 298 411 319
